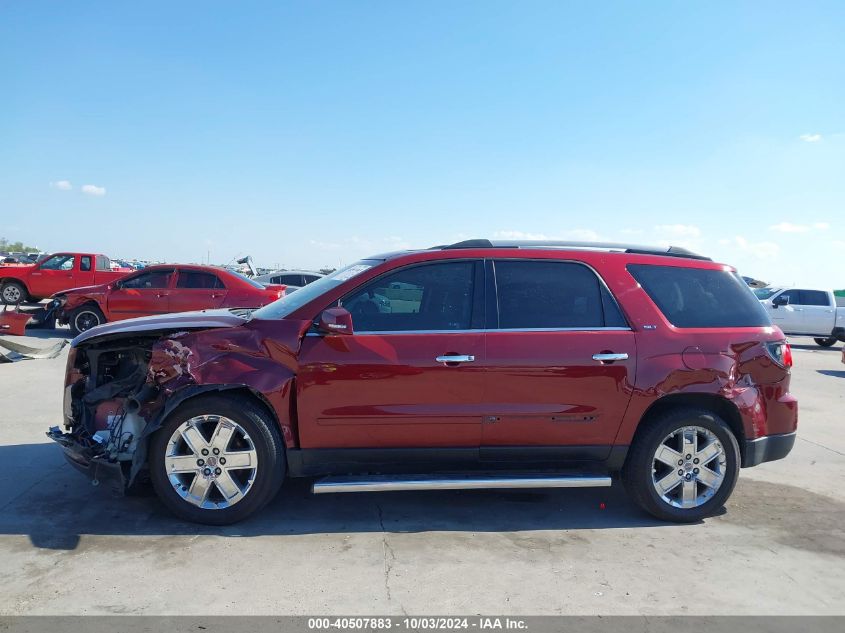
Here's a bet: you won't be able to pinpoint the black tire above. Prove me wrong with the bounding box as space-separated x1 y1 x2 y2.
814 337 837 347
68 304 106 335
623 407 740 522
0 281 27 305
148 395 286 525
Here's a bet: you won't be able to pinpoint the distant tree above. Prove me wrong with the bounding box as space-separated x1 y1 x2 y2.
0 237 39 253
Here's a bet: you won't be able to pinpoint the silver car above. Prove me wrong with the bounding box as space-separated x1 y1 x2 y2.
253 270 324 293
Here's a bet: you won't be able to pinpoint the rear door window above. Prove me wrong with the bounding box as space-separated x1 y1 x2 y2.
121 270 172 289
628 264 771 328
177 271 224 289
493 260 623 329
274 274 304 286
798 290 830 306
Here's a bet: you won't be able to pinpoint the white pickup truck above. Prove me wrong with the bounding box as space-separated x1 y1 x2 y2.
756 287 845 347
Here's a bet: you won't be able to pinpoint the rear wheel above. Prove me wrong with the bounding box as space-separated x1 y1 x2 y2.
623 407 740 522
1 281 27 305
69 305 106 335
149 395 286 524
814 337 836 347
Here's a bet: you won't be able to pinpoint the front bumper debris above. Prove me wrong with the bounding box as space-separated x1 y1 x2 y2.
47 426 126 495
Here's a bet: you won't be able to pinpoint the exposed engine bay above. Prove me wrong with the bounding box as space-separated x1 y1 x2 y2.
48 336 164 493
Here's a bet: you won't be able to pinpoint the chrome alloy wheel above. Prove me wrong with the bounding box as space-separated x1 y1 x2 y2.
651 426 726 509
165 415 259 509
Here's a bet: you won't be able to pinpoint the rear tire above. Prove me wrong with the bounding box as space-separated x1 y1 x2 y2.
623 407 740 522
68 305 106 335
149 395 286 524
814 337 836 347
1 281 27 305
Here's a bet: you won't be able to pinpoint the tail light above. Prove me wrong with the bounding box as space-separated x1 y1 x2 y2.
765 341 793 368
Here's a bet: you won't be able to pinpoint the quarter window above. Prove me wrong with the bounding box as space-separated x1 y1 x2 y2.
628 264 771 328
494 260 613 329
341 261 476 332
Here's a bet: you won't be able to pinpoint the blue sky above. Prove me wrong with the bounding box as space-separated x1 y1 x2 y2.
2 1 843 286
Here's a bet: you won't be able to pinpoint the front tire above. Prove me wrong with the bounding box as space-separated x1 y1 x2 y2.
68 305 106 335
814 337 836 347
149 395 286 524
1 281 27 305
623 407 740 522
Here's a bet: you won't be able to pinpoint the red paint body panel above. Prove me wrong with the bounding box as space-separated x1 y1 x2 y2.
0 306 31 335
481 330 636 448
296 332 486 448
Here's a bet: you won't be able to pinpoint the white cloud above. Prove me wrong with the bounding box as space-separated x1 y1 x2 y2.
719 236 780 259
799 133 822 143
494 230 551 240
494 228 601 242
50 180 72 190
654 224 701 238
620 228 644 236
770 222 809 233
769 221 830 233
81 184 106 197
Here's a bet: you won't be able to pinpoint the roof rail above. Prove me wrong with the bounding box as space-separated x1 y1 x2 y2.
436 239 711 261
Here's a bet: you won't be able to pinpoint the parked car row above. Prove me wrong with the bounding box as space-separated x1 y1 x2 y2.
49 239 797 526
0 252 331 335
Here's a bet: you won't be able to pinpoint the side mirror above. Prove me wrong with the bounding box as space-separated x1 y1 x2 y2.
318 307 354 335
772 295 788 308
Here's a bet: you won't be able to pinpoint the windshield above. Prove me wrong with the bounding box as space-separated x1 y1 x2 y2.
753 287 780 300
252 259 380 319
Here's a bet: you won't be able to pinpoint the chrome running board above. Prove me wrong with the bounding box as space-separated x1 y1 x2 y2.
312 473 612 494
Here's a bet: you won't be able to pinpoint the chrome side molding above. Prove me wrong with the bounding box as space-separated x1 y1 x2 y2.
312 473 612 494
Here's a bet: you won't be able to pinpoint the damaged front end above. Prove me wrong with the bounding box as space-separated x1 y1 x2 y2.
47 309 304 496
48 336 164 494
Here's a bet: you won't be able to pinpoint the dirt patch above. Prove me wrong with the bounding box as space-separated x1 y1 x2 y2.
722 478 845 558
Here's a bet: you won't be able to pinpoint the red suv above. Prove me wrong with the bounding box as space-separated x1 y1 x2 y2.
48 240 797 524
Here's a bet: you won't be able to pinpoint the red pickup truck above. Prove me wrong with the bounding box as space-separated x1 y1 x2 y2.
0 253 130 305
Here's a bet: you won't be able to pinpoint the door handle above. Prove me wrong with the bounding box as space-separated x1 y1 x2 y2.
592 353 628 363
436 354 475 364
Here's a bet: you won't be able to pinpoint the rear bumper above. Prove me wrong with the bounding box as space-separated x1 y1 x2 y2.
742 431 796 468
